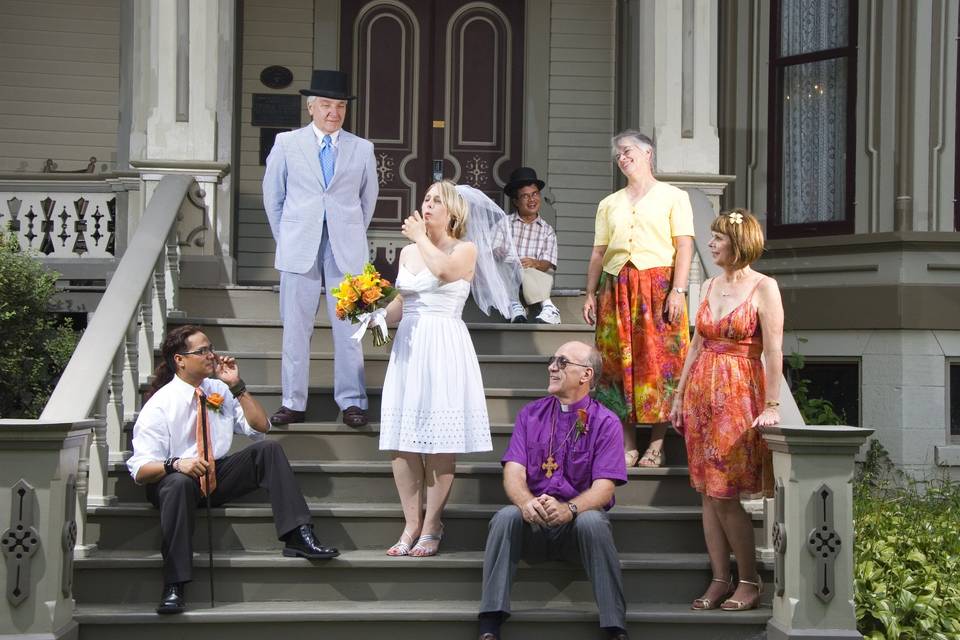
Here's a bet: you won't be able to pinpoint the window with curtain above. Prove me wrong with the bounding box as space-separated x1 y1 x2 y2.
768 0 858 238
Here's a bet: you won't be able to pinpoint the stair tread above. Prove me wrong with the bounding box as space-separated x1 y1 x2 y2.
76 548 725 570
75 599 770 623
88 501 710 519
106 459 692 477
173 316 593 331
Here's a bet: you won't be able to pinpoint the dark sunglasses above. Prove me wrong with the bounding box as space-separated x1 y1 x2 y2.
547 355 592 370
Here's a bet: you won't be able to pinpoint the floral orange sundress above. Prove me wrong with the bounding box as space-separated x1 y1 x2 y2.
682 277 773 499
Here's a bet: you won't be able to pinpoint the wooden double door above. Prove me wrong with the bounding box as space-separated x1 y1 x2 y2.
340 0 524 277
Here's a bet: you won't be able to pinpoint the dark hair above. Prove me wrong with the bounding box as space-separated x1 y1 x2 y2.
145 324 204 400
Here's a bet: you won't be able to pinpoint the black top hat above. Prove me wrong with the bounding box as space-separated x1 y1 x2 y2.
503 167 546 198
299 70 356 100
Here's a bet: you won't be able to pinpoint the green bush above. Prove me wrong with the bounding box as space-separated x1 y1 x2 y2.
786 343 846 425
0 234 77 418
854 441 960 639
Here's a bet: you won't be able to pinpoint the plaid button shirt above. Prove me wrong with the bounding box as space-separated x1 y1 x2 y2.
508 213 558 271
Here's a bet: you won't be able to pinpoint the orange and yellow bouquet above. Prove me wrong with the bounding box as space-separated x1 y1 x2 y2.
332 263 397 346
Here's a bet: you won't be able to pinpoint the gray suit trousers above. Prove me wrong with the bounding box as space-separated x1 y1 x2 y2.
279 223 367 412
479 505 626 629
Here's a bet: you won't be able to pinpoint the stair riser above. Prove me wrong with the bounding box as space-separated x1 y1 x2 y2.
78 619 766 640
251 390 537 424
178 289 591 323
106 470 701 507
230 357 552 389
73 565 756 605
196 324 594 357
247 429 689 464
86 513 763 554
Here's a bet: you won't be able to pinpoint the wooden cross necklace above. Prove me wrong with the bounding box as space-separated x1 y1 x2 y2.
541 398 591 478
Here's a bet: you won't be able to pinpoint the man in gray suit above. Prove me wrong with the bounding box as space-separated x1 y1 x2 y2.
263 70 379 427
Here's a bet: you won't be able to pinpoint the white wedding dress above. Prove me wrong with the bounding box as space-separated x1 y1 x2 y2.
378 265 492 454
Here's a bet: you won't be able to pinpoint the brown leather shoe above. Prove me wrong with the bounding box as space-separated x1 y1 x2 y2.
270 406 305 426
342 405 368 427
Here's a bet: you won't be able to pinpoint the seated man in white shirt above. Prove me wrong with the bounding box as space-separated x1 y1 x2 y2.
127 324 338 615
503 167 561 324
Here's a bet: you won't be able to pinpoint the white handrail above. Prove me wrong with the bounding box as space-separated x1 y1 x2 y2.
41 175 194 421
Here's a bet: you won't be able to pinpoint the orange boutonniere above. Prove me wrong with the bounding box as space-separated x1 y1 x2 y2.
574 408 589 440
206 392 225 413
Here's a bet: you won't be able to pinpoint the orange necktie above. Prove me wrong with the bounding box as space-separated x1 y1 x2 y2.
195 388 217 495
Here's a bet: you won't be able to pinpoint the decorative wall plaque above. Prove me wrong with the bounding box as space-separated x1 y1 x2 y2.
260 65 293 90
807 484 841 603
2 480 40 606
251 94 301 128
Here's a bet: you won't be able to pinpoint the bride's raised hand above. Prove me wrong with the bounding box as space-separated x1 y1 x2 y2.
401 210 428 242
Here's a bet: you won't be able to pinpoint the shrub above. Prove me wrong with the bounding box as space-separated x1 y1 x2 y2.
0 234 77 418
854 440 960 639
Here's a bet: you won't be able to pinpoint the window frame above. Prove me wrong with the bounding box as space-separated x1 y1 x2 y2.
949 359 960 444
767 0 859 239
784 355 861 427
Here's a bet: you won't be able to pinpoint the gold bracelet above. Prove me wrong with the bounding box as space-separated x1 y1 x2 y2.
765 400 780 408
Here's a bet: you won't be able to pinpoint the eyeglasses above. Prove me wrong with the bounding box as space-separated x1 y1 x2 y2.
547 355 592 370
517 192 540 201
179 345 216 357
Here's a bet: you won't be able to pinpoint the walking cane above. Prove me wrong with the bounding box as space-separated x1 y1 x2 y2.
199 400 215 608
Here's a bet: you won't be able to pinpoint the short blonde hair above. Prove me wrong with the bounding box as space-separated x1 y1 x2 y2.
430 180 469 239
710 208 765 269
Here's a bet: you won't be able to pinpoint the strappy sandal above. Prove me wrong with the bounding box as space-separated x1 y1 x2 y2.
386 530 416 557
721 576 763 611
410 526 444 558
638 447 664 468
624 449 640 467
691 576 734 610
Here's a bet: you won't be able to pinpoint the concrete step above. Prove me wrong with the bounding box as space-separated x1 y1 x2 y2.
106 461 701 507
73 549 773 606
86 502 764 554
76 600 769 640
217 351 555 389
178 286 591 324
244 384 544 424
173 317 595 357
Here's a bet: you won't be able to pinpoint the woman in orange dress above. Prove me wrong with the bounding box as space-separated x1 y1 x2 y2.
583 130 695 468
670 209 783 612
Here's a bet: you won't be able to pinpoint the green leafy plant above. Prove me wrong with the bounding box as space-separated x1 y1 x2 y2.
786 339 846 425
854 442 960 639
0 233 77 418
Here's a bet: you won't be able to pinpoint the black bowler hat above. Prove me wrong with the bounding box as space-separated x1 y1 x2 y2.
299 70 356 100
503 166 546 198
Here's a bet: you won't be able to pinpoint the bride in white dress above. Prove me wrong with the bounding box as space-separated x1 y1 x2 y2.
379 180 494 557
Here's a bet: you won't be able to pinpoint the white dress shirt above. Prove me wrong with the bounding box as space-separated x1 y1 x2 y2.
127 375 264 482
311 123 341 150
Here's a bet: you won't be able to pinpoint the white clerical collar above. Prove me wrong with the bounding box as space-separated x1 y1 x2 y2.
311 123 341 147
558 395 591 412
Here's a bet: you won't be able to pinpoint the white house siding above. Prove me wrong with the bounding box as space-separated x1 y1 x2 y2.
236 0 314 283
0 0 120 173
547 0 616 290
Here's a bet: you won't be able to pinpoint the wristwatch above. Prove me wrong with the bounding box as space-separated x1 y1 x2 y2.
567 502 579 519
673 287 687 295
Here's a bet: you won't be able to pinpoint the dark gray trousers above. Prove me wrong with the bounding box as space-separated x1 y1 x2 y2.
145 439 311 584
479 505 627 629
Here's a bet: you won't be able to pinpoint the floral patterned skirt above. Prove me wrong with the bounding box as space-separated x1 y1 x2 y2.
594 264 689 425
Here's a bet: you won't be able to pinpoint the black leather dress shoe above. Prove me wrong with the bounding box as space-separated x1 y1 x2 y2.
156 582 185 614
479 634 499 640
270 406 305 426
282 524 340 559
342 405 368 427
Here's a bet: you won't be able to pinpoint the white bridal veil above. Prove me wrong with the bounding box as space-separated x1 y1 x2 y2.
455 184 522 319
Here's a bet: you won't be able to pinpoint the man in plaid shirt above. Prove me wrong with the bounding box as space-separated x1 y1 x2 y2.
503 167 561 324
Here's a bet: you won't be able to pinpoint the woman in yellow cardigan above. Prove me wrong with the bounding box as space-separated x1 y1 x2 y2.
583 130 694 467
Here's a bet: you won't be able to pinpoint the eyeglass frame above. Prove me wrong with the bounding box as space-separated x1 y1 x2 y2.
547 355 592 370
178 345 216 357
516 191 541 201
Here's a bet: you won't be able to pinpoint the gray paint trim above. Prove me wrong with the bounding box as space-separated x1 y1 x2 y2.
314 0 340 68
681 0 695 138
176 0 190 123
524 0 552 225
117 1 134 168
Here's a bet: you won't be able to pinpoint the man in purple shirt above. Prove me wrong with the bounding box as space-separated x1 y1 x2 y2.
478 341 629 640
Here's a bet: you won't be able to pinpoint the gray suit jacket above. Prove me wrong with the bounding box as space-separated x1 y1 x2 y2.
263 126 379 275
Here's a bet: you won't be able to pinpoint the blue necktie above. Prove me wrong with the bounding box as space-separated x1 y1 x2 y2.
320 134 335 186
